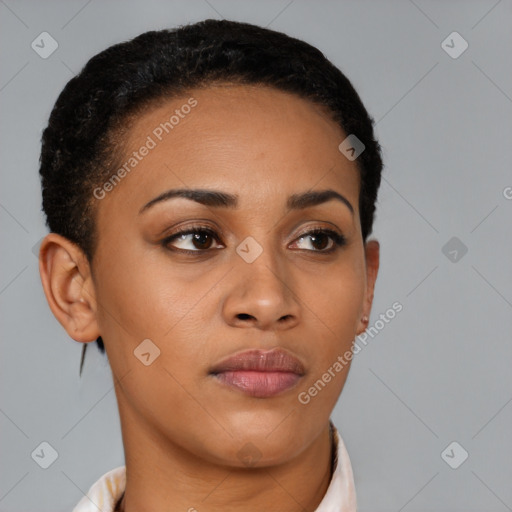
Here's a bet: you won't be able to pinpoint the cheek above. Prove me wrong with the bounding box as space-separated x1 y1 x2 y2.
95 239 182 327
308 258 365 330
93 243 218 373
298 257 365 384
294 269 364 417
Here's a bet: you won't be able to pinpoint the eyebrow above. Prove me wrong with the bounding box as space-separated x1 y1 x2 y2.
138 188 354 215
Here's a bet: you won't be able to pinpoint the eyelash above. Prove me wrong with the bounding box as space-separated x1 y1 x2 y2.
161 224 347 255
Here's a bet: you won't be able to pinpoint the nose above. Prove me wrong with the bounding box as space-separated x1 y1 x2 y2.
222 246 301 331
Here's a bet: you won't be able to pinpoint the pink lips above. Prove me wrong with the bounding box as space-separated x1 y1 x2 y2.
210 348 305 398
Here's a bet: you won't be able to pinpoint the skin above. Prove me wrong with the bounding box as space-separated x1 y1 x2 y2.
39 83 379 512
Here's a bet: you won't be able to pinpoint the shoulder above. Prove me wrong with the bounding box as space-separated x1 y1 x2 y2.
71 466 126 512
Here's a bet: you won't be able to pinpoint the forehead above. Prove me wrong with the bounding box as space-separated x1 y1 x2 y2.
95 84 360 225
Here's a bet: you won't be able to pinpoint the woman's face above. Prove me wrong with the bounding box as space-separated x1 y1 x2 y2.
59 84 379 466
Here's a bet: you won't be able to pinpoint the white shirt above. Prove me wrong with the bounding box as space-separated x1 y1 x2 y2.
72 423 356 511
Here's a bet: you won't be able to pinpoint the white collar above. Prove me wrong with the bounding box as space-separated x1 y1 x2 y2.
72 423 356 511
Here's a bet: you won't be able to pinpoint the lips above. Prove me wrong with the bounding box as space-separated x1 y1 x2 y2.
209 348 305 398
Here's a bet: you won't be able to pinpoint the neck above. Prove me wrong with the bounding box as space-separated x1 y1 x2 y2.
115 410 335 512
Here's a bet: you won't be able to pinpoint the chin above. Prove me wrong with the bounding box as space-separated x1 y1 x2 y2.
225 419 313 465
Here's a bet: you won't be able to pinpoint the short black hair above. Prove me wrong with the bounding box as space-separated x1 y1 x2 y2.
39 19 383 375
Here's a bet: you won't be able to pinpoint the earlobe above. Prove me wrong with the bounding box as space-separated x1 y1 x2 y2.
355 314 369 337
38 233 100 343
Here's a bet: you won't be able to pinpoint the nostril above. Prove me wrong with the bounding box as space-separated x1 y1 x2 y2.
237 313 253 320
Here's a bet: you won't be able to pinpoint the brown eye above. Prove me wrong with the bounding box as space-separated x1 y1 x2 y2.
162 227 223 253
292 229 346 253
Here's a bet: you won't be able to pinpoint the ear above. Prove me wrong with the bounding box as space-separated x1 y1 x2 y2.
356 239 380 335
38 233 100 344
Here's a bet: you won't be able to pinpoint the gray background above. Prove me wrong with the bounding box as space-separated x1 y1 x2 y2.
1 0 511 510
